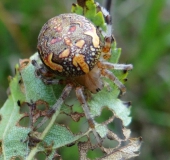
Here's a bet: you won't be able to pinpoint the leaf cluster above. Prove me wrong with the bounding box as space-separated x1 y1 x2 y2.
0 0 142 159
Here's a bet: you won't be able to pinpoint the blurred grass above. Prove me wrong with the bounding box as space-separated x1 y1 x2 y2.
0 0 170 159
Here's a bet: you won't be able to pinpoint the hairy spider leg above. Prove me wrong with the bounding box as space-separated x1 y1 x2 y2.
98 61 133 70
94 4 133 95
32 59 48 77
76 87 101 145
33 84 73 131
32 60 59 85
97 61 133 94
26 100 36 128
101 69 126 94
97 2 113 60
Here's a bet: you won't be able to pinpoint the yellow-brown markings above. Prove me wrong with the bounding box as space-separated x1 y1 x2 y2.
44 53 63 72
97 61 103 68
88 119 95 128
59 48 70 58
102 46 110 53
73 21 83 27
73 54 89 73
84 25 99 48
75 40 85 48
103 52 111 60
64 37 72 46
102 37 112 54
102 42 111 53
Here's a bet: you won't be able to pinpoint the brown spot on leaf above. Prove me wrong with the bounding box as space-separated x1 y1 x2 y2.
18 100 50 128
70 112 85 122
10 156 23 160
19 59 30 70
27 131 42 148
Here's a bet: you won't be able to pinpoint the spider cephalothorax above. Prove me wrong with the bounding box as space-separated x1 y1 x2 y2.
33 4 133 145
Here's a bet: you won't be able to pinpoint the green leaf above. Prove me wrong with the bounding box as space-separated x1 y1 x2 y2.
71 4 83 15
0 44 132 159
0 0 140 159
20 58 57 106
0 65 31 160
71 0 107 31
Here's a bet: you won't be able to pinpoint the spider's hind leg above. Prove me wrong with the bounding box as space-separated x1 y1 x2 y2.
33 83 73 131
76 87 102 145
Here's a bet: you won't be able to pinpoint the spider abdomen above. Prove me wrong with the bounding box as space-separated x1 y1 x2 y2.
37 13 103 77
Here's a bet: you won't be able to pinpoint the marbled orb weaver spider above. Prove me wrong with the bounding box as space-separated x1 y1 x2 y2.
32 4 133 144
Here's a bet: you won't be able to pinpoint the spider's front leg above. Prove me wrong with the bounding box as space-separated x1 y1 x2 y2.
32 59 59 85
98 61 133 95
96 2 133 94
76 87 102 145
97 2 114 60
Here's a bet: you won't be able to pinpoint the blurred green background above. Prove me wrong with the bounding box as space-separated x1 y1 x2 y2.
0 0 170 159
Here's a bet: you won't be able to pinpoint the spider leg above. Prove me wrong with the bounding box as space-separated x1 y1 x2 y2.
96 2 112 38
101 69 126 94
32 59 59 85
26 100 36 129
98 61 133 70
96 2 114 60
32 59 49 77
33 84 73 131
75 87 101 145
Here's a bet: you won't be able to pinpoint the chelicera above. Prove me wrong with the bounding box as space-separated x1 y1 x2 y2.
32 5 133 144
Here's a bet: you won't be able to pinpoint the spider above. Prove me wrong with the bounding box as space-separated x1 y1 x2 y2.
32 3 133 145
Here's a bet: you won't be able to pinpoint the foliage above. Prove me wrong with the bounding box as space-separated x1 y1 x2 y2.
0 0 142 159
0 0 170 159
113 0 170 159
